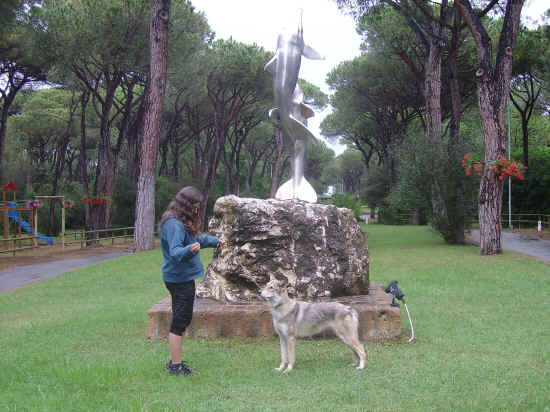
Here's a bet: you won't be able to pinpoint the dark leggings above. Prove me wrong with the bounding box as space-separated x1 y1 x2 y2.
165 281 195 336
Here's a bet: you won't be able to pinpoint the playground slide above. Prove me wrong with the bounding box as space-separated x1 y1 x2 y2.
6 204 54 245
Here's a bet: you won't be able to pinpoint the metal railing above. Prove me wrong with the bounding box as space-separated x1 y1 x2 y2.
388 212 549 231
468 213 550 231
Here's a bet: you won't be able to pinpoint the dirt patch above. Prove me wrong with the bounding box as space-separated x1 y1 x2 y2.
0 241 144 272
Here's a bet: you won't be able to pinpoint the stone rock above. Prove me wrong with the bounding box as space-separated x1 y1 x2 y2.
196 195 369 303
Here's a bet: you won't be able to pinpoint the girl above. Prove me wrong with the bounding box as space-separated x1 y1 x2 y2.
158 186 221 376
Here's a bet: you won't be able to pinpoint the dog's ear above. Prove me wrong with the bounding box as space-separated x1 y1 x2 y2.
273 273 289 288
273 273 286 282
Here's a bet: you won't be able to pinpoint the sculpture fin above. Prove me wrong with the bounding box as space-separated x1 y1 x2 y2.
302 44 324 60
299 102 315 119
264 54 277 73
288 114 318 145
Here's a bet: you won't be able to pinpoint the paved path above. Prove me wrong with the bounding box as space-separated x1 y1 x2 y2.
0 252 127 292
469 230 550 263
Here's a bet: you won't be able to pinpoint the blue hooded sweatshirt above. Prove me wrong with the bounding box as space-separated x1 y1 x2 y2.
159 216 219 283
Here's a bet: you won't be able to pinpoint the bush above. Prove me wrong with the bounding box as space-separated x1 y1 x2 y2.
390 130 479 243
328 193 362 220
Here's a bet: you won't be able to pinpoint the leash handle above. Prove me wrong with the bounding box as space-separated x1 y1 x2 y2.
404 302 415 343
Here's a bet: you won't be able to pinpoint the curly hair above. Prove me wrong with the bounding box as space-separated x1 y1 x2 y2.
159 186 204 236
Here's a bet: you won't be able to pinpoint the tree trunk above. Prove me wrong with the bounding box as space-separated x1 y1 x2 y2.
477 80 508 254
200 74 247 223
457 0 524 255
159 136 169 177
78 90 92 235
447 9 465 244
134 0 170 252
425 41 442 140
0 107 9 183
170 144 180 178
200 128 224 229
521 114 528 169
48 95 77 236
425 32 448 231
245 149 263 193
126 99 145 182
92 79 119 231
101 152 118 228
223 150 235 195
510 74 541 170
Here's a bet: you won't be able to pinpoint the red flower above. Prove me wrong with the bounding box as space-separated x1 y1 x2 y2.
464 155 526 180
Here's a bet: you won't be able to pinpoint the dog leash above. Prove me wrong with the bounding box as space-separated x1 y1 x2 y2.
385 280 415 343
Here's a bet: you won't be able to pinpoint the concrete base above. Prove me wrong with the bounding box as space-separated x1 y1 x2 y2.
147 282 401 342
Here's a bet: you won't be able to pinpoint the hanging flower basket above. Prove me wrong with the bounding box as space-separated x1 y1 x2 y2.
81 194 113 206
25 200 43 209
63 200 75 209
461 153 483 176
489 156 527 181
461 153 527 180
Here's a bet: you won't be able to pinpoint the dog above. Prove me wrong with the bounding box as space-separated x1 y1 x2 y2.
259 280 366 373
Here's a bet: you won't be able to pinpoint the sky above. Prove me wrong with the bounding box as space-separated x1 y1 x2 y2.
193 0 549 155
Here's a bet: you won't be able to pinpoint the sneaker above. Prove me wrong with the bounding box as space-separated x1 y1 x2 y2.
166 360 192 371
167 361 192 376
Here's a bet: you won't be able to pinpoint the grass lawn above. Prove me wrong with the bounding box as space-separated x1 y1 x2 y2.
1 225 548 411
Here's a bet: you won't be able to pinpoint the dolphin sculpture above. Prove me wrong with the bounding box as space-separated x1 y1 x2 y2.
264 11 324 203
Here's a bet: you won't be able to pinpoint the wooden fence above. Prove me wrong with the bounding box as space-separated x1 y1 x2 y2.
1 227 136 256
0 234 40 256
64 227 135 248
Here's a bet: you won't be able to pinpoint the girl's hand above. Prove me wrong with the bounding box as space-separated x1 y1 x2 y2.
217 240 225 249
190 242 200 253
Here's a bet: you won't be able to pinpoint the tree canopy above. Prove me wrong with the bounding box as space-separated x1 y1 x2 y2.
1 0 548 250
